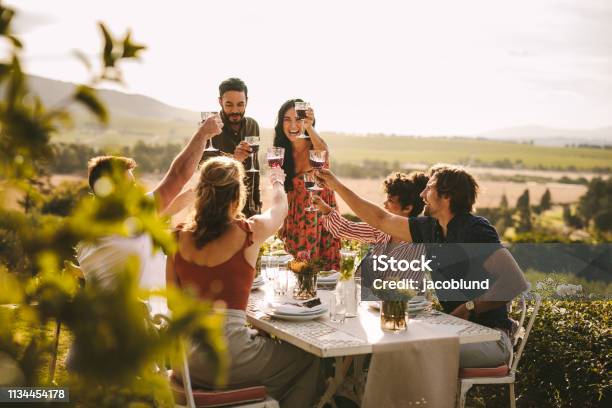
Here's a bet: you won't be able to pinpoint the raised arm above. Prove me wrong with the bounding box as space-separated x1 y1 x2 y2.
251 168 288 244
451 247 529 319
313 195 382 243
315 169 413 242
152 117 222 213
160 188 195 217
304 107 328 152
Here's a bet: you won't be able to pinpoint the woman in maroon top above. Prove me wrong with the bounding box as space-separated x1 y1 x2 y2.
167 156 323 408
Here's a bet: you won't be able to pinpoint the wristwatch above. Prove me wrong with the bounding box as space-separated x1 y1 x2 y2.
465 300 475 319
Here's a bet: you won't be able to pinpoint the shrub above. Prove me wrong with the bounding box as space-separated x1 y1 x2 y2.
41 181 90 216
468 299 611 407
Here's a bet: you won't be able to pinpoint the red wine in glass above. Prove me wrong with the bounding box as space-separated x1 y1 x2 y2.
267 156 284 168
309 158 325 169
295 101 309 120
304 180 316 190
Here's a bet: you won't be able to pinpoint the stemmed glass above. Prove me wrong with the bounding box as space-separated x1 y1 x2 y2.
200 112 220 152
244 136 260 173
308 150 326 192
266 147 285 168
294 101 310 139
303 172 318 213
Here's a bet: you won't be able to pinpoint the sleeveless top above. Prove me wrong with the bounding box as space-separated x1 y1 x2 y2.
172 220 255 311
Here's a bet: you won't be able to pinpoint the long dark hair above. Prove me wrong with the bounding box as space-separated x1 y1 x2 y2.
273 99 315 192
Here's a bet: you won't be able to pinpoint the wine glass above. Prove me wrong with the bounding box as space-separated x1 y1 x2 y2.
303 172 318 212
308 150 326 191
200 111 220 152
244 136 260 173
294 101 310 139
266 147 285 168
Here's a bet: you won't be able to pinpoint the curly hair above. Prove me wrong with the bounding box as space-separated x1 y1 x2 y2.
188 156 247 248
383 171 429 216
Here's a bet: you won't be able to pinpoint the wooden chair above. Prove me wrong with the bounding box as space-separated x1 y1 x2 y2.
457 293 542 408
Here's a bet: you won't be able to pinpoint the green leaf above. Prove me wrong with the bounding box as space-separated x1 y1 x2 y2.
5 56 26 109
72 49 93 73
0 62 10 80
121 31 146 59
7 34 22 49
0 5 16 36
73 85 109 123
98 22 115 68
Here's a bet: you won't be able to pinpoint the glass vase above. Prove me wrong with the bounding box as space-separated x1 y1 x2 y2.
292 271 318 300
380 300 408 332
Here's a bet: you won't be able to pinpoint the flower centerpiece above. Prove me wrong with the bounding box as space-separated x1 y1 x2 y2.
288 251 324 300
373 282 417 332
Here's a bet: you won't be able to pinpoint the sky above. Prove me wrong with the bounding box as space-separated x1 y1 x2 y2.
6 0 612 135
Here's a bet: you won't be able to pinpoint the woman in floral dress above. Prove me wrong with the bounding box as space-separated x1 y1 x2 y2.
274 99 340 270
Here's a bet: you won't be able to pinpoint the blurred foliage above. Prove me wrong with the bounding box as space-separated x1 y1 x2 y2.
40 180 90 217
48 142 183 175
0 3 226 406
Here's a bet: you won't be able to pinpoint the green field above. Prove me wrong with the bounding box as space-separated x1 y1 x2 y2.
54 117 612 171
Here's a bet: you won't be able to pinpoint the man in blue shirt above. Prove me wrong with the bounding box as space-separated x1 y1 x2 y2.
316 164 528 368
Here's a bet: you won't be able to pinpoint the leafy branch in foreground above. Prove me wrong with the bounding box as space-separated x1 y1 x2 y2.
0 2 226 406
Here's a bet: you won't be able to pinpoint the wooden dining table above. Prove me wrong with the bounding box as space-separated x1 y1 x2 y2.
247 286 501 407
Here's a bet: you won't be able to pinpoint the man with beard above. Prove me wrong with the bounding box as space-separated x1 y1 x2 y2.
202 77 261 217
316 164 528 369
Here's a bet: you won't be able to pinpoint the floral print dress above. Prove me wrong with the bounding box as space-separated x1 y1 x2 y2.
280 176 341 271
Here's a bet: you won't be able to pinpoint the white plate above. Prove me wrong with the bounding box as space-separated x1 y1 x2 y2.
251 281 265 291
265 309 328 321
367 302 430 313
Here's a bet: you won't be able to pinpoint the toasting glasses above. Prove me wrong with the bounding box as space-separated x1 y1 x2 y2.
294 101 311 139
308 150 326 192
244 136 260 173
303 172 318 212
200 111 220 152
266 147 285 168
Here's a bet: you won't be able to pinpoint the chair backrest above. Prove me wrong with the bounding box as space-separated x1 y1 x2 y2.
150 313 196 408
49 262 86 384
509 292 541 375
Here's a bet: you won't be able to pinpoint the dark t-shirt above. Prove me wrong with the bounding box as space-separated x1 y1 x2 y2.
409 213 511 331
201 113 261 217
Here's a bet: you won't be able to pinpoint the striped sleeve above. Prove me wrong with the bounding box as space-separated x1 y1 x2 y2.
321 210 384 244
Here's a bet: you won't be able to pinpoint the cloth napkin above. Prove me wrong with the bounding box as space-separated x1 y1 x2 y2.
362 336 460 408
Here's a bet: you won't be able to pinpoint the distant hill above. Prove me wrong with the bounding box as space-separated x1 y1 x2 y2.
20 76 612 171
28 75 198 122
479 126 612 147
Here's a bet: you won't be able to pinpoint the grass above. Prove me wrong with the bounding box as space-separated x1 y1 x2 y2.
54 116 612 172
